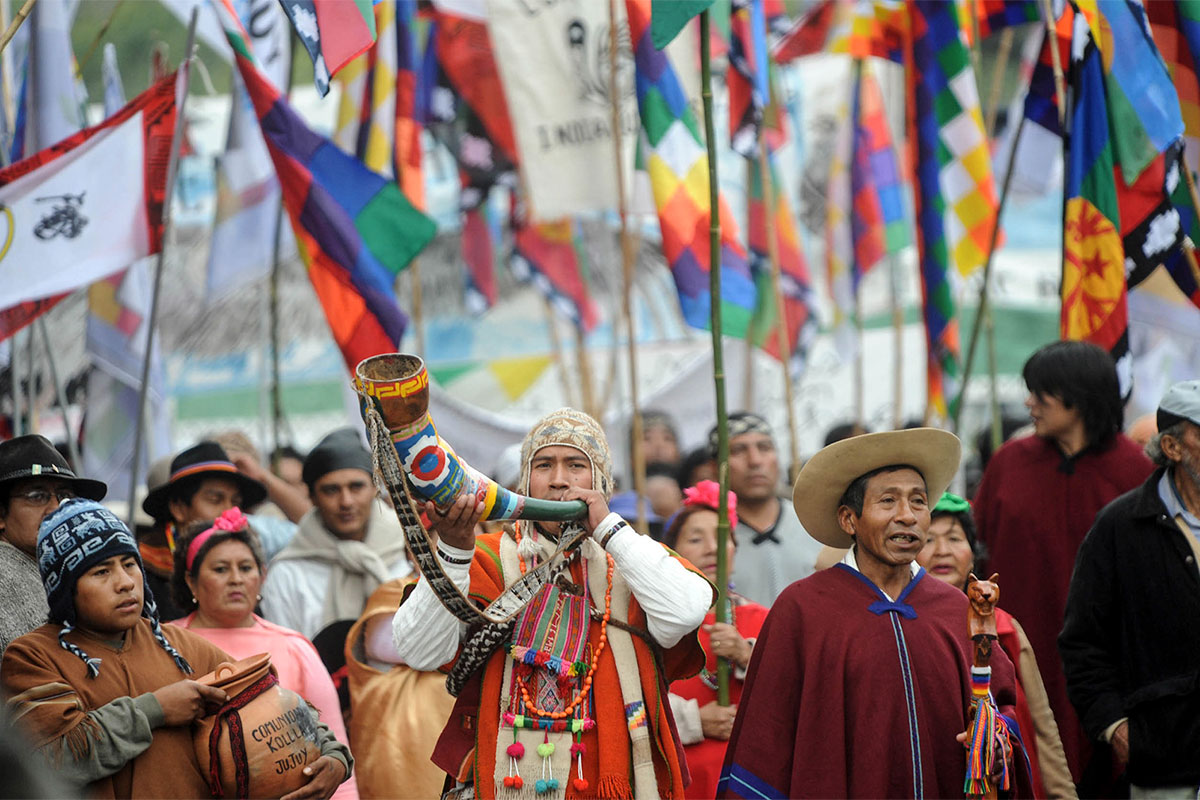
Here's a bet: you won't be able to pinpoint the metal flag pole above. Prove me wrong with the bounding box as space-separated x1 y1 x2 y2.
125 8 198 528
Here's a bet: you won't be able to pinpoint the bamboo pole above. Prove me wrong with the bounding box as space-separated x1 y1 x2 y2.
701 9 732 706
543 296 578 409
0 0 15 149
410 259 426 357
38 318 80 467
983 28 1014 138
1040 0 1066 127
890 255 903 429
10 329 21 436
755 137 801 475
952 110 1027 434
574 323 597 420
854 285 864 426
125 8 198 528
74 0 126 78
608 0 646 534
0 0 35 59
743 160 756 411
24 312 34 433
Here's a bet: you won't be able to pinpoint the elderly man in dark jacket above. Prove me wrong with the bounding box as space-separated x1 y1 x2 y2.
1060 379 1200 797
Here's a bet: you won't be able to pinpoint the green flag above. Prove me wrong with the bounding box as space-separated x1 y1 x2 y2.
650 0 714 49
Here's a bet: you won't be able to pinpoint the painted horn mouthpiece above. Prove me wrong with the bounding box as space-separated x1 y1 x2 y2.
355 354 587 522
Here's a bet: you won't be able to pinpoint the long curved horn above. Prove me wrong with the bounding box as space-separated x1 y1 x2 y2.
355 354 587 522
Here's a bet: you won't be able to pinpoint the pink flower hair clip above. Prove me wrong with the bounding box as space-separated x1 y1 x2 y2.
682 480 738 529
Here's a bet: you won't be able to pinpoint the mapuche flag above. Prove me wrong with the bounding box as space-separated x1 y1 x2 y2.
0 73 178 341
1062 0 1184 395
217 0 436 371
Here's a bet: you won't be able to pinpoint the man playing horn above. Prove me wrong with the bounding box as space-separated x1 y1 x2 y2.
718 429 1031 798
393 408 714 800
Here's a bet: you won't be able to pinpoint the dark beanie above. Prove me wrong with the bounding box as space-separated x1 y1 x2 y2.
303 429 374 488
37 499 191 678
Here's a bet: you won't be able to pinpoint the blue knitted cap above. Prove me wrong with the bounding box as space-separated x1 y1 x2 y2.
36 498 191 678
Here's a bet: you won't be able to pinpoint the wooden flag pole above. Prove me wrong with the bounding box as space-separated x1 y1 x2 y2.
701 8 733 706
983 28 1015 137
270 34 299 465
609 0 646 534
854 284 865 426
0 0 35 58
74 0 126 78
756 132 801 477
125 8 198 528
38 319 80 467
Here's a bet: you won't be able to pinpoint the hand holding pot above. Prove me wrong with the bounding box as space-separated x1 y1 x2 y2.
279 756 347 800
153 680 227 726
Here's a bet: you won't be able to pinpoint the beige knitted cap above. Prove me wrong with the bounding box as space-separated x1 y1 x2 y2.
518 408 614 500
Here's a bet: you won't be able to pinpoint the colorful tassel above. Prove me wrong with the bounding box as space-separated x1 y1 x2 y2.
963 667 1011 797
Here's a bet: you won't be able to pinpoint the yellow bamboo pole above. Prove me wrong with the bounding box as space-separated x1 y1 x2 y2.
0 0 35 58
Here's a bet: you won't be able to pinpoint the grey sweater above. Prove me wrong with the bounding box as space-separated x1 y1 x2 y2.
0 540 49 656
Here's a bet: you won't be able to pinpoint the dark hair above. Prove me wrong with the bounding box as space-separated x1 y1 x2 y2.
171 518 266 614
824 422 870 447
646 461 679 481
272 445 306 464
837 464 925 516
662 503 737 550
931 507 986 564
677 447 716 489
1022 341 1123 446
167 474 216 518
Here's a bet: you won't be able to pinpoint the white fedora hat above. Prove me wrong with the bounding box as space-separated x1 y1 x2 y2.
792 428 961 548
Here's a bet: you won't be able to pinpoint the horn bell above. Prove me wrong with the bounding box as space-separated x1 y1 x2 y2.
355 354 587 522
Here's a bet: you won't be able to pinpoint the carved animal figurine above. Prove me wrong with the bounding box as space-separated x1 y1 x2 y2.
967 573 1000 667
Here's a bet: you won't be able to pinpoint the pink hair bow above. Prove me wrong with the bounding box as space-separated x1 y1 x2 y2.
185 507 250 570
682 480 738 530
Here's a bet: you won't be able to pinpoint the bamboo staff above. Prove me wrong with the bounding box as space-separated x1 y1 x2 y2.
542 296 578 409
0 0 35 58
743 160 757 411
410 259 426 357
854 285 865 426
952 103 1027 435
890 255 903 428
126 8 198 528
700 8 733 706
574 324 597 420
756 127 801 477
608 0 646 534
74 0 126 78
1040 0 1066 126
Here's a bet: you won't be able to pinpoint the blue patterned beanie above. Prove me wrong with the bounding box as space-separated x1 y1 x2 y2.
37 498 191 678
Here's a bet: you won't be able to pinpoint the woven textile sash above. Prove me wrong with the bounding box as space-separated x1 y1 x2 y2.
206 671 279 799
363 403 587 626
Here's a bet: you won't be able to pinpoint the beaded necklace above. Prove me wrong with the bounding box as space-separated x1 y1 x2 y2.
511 523 614 721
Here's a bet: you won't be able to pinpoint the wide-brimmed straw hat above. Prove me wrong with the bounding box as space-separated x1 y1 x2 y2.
792 428 961 548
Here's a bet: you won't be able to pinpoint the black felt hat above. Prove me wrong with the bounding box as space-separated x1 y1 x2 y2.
141 441 267 522
0 435 107 501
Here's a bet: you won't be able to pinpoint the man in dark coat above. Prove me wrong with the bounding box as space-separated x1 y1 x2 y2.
719 429 1030 799
1060 380 1200 794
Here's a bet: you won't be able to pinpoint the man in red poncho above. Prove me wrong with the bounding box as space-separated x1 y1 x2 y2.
719 428 1031 799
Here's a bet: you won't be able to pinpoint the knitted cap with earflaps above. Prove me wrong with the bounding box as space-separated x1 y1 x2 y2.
37 498 192 678
518 408 614 500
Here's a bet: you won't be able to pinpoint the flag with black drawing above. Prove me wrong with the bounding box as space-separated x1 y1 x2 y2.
0 72 179 342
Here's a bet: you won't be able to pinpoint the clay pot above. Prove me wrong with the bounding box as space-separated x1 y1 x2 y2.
193 653 323 799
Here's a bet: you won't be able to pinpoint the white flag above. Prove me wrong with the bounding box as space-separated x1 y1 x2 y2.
487 0 637 220
0 112 150 308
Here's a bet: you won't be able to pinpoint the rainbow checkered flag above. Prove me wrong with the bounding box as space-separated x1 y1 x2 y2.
906 0 998 418
626 0 757 337
216 0 436 371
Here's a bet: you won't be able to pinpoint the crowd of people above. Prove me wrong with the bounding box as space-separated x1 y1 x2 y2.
0 338 1197 799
